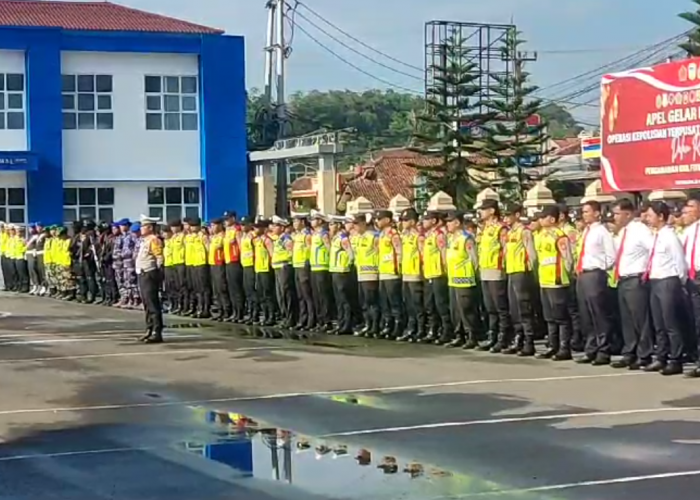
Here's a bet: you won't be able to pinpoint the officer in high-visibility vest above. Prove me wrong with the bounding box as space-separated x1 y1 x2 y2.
223 211 244 322
291 213 315 330
161 225 176 310
344 214 363 328
445 211 480 349
353 212 380 337
309 210 333 331
328 215 355 335
56 226 74 298
271 215 295 328
253 218 275 326
184 217 211 318
477 199 511 352
375 210 403 340
503 203 538 356
421 211 452 344
398 208 425 342
11 224 29 293
168 219 186 314
535 205 574 360
560 206 583 351
208 218 231 321
239 216 258 324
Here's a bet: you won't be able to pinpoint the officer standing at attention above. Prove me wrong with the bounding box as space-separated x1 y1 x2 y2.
353 213 381 338
208 218 231 321
576 200 616 365
239 217 258 324
223 211 244 322
253 218 275 326
291 213 315 330
168 220 186 314
422 211 452 344
376 210 403 339
309 211 333 331
271 216 295 328
328 215 355 335
398 208 425 342
477 199 511 352
503 203 538 356
136 215 165 344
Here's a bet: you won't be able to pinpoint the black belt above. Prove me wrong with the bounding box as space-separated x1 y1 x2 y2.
581 269 605 273
619 273 643 281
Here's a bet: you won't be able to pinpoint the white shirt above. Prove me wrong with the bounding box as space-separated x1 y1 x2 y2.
579 222 616 271
683 220 700 277
648 225 687 281
614 220 654 277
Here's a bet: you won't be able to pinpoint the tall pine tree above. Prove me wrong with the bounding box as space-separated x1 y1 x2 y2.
410 30 499 209
680 1 700 56
485 29 552 202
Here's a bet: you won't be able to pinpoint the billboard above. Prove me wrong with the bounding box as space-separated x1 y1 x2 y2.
601 58 700 191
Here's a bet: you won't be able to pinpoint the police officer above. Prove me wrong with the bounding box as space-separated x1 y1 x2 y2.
223 211 244 322
353 212 381 338
208 218 231 321
187 218 211 318
271 216 295 328
291 213 315 330
398 208 425 342
136 215 165 344
239 216 258 324
328 215 355 335
168 219 186 314
253 218 275 326
309 211 333 331
376 210 403 339
422 211 452 344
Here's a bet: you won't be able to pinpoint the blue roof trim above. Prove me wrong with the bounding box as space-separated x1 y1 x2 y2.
0 27 246 222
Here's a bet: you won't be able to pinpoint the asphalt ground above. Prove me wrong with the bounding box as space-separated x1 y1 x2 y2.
1 293 700 499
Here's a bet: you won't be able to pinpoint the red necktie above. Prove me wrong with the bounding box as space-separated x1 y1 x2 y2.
643 233 659 281
613 227 628 281
690 224 699 280
576 227 590 274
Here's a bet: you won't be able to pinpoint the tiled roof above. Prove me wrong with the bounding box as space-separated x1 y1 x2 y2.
0 1 223 34
290 176 315 192
552 137 581 156
344 148 442 208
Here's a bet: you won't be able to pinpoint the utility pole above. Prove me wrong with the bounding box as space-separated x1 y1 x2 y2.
263 0 290 216
512 46 537 199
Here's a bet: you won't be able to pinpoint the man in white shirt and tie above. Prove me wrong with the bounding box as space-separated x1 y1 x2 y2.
682 195 700 378
645 201 688 376
610 199 655 370
576 200 617 365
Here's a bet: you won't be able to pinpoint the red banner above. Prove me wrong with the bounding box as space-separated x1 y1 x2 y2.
601 58 700 191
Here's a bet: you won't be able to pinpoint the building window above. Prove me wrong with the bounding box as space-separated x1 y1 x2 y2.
288 163 317 184
144 75 198 131
62 74 114 130
63 187 114 222
0 187 25 223
147 186 200 222
0 73 26 130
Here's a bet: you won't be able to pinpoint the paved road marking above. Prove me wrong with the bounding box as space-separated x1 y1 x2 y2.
0 372 648 417
0 446 152 462
454 469 700 496
0 334 201 345
0 348 227 364
322 406 700 437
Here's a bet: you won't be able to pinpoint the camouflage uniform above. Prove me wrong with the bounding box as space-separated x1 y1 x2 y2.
120 231 139 305
112 231 124 304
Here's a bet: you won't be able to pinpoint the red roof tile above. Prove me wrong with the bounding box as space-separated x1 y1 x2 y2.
0 1 223 34
290 176 314 192
552 138 581 156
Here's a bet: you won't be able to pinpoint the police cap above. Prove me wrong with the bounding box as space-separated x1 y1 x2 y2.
400 208 419 221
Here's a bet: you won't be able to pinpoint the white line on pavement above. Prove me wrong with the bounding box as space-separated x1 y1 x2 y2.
0 334 201 345
0 348 226 363
0 446 153 462
322 406 700 437
0 372 646 417
453 469 700 496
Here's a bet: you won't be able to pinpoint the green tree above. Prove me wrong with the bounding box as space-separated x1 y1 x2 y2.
246 88 280 151
409 31 498 209
680 1 700 56
538 102 583 139
486 30 553 202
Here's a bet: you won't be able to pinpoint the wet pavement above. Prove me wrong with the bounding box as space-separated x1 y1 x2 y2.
1 293 700 498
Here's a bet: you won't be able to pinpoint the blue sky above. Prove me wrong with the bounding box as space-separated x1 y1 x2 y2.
76 0 696 123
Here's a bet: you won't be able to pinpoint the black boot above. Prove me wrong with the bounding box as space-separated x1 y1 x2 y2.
477 331 497 351
145 331 164 344
139 328 153 342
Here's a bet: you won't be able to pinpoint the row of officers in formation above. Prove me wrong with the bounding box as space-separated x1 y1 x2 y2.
2 196 700 375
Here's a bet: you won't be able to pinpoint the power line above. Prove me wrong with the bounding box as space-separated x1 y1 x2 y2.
295 1 424 73
291 8 423 81
287 14 424 95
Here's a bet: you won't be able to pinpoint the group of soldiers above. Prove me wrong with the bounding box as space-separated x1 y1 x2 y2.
4 194 700 376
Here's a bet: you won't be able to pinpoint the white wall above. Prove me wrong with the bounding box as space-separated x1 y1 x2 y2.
63 180 200 222
0 50 27 151
0 171 26 188
61 52 201 181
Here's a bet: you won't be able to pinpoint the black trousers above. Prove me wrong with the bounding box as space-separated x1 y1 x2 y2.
295 265 315 328
349 267 362 326
481 279 510 341
225 262 244 317
403 280 425 335
256 271 275 320
541 287 571 353
507 272 535 341
163 266 177 306
78 260 98 301
577 269 613 359
275 265 295 325
686 277 700 362
173 264 186 310
13 259 29 292
211 264 231 317
102 264 118 302
359 280 380 333
185 266 197 310
36 254 46 287
311 270 332 325
568 278 583 348
1 256 14 290
191 265 212 314
618 275 654 361
649 276 685 363
138 269 163 334
332 272 353 333
426 276 452 338
450 287 479 341
243 266 258 318
379 279 403 331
